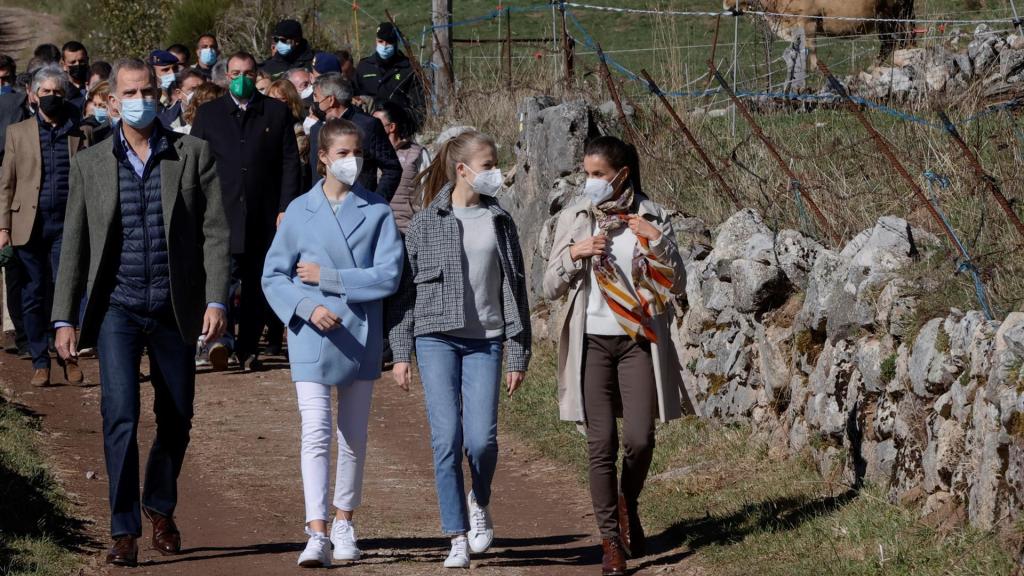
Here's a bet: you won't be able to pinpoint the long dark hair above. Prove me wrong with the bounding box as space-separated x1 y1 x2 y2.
583 135 643 197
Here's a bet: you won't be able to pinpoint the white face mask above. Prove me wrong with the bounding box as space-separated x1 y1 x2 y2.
302 115 317 135
584 169 623 205
465 165 503 197
328 156 363 186
300 85 313 100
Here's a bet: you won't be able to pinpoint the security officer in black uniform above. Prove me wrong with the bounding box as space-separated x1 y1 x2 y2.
353 22 425 125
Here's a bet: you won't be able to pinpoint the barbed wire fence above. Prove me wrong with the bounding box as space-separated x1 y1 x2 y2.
403 1 1024 317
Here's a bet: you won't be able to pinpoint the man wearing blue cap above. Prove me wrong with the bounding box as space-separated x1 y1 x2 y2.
354 22 424 123
261 19 315 78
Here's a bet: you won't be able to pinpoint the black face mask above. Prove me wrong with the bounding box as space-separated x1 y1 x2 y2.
311 99 327 121
37 94 64 119
67 64 89 84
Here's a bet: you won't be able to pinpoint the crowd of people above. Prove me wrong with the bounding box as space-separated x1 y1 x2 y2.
0 16 694 576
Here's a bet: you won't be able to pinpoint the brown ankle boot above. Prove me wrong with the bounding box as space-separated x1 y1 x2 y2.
601 537 627 576
618 494 646 558
30 368 50 387
63 358 84 384
105 536 138 566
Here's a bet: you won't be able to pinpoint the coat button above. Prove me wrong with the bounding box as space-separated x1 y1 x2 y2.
240 139 246 144
241 168 247 174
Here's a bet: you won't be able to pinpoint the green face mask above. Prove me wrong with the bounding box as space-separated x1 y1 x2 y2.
229 75 255 100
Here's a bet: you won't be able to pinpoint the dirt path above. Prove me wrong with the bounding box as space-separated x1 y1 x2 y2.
2 349 698 575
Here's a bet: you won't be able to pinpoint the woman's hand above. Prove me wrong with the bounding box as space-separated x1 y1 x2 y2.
506 371 525 397
310 306 341 331
393 362 412 391
569 235 609 261
627 215 662 241
296 261 321 285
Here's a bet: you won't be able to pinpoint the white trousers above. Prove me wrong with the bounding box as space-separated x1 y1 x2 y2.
295 379 374 524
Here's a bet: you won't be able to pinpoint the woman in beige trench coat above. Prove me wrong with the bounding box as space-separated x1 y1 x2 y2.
541 136 697 576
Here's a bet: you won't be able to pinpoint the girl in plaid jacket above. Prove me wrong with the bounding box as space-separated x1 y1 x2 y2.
390 130 531 569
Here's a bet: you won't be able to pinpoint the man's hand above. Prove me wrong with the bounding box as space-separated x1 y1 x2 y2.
506 371 526 397
569 235 609 261
310 306 341 332
296 262 321 285
202 306 227 342
55 326 78 361
393 362 412 391
0 229 11 249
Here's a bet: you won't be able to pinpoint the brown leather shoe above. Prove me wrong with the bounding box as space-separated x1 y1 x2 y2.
143 507 181 555
601 538 627 576
63 359 84 384
30 368 50 387
618 494 646 558
105 536 138 566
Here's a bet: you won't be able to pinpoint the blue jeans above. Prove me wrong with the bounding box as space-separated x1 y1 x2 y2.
97 304 195 537
415 334 503 535
17 212 63 368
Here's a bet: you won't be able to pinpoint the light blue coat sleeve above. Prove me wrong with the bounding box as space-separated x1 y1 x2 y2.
262 208 314 327
316 210 405 303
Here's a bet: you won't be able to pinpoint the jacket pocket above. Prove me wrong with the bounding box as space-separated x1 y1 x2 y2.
287 324 323 364
413 266 443 317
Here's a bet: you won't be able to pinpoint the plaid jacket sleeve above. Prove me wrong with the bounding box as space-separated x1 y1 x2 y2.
387 219 420 364
504 219 532 373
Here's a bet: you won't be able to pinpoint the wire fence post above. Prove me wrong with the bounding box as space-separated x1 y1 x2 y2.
560 3 575 94
640 69 742 210
817 59 973 262
936 109 1024 243
596 43 641 146
504 7 513 95
731 13 739 137
709 59 840 246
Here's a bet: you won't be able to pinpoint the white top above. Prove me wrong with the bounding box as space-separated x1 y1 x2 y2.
585 222 638 336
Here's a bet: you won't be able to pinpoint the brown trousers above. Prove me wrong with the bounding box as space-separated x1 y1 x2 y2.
582 334 657 539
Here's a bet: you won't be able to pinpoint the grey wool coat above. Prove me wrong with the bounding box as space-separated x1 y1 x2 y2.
51 130 231 347
541 195 699 423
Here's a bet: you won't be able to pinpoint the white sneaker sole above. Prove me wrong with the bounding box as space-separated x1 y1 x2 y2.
333 549 361 561
298 557 331 568
443 559 470 569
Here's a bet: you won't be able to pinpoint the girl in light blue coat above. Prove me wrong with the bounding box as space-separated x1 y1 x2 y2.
262 119 404 568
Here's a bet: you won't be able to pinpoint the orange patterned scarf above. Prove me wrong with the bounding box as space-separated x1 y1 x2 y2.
592 189 675 342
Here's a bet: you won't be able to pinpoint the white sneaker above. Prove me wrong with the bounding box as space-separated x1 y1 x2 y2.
330 519 361 561
297 529 331 568
466 492 494 553
443 535 470 568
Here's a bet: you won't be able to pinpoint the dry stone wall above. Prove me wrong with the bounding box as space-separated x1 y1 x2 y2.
506 96 1024 530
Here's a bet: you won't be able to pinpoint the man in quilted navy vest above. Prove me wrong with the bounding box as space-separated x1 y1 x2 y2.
52 59 230 567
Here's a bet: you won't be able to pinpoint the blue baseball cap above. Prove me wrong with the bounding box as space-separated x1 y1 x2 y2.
148 50 179 66
313 52 341 75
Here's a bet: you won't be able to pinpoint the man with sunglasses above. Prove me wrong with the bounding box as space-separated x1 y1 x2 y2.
260 19 315 79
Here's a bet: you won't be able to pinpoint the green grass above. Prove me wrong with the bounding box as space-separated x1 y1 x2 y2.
0 396 83 576
501 341 1017 575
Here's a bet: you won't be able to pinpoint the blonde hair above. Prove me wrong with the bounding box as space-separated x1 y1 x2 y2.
89 80 111 103
183 83 224 126
317 118 362 177
414 130 497 207
267 79 303 121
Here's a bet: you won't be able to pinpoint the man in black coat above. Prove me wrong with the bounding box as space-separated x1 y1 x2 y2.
308 72 401 201
190 51 301 370
353 22 425 124
260 19 315 79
